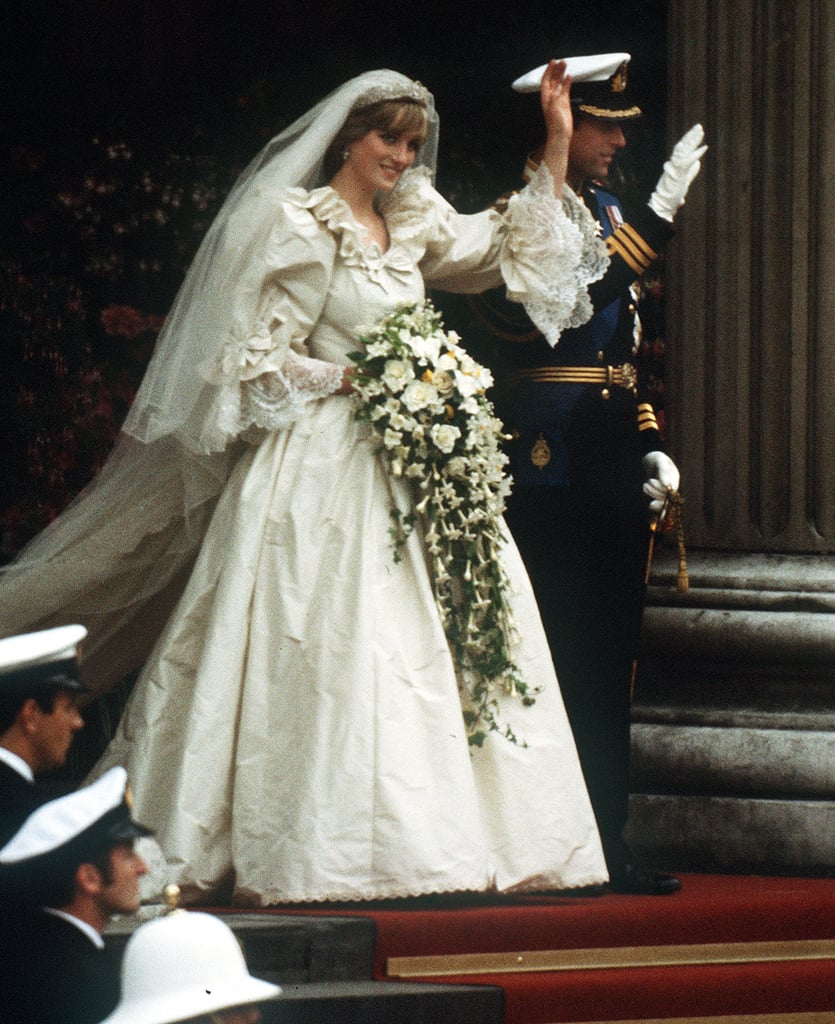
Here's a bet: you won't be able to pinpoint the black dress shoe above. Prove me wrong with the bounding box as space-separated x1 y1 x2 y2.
608 863 682 895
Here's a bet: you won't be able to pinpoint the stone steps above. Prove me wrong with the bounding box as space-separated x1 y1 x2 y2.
105 911 503 1024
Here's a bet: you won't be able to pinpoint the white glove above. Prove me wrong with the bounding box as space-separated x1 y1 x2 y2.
642 450 681 517
648 123 707 222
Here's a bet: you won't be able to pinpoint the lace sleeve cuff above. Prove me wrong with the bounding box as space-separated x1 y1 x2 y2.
243 349 345 433
502 164 609 347
206 329 345 439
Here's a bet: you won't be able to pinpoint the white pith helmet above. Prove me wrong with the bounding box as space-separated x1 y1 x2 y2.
101 912 281 1024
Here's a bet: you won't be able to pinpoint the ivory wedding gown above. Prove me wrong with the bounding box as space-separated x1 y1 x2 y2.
40 163 610 904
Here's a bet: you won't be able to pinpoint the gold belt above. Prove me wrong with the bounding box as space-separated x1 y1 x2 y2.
504 363 638 394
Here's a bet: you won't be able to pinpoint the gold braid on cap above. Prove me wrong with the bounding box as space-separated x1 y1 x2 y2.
576 61 640 118
577 103 642 119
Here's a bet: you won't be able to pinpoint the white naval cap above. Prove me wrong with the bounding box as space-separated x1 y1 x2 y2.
512 52 630 92
0 624 89 697
512 52 642 120
0 766 152 867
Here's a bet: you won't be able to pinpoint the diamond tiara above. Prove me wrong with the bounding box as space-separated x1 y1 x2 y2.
355 80 430 108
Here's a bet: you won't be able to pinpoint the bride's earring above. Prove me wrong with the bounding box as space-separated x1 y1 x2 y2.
341 147 350 162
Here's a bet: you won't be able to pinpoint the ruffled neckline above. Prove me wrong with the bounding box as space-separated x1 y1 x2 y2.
287 167 439 269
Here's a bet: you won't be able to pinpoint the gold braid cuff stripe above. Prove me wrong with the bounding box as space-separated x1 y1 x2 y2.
638 405 659 431
387 937 835 978
607 224 659 276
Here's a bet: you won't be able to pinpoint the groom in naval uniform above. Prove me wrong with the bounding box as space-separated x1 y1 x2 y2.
467 53 705 895
0 624 87 843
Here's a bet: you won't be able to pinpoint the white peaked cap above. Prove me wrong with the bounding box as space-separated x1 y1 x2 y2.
512 52 631 93
0 767 150 864
0 624 88 678
100 911 281 1024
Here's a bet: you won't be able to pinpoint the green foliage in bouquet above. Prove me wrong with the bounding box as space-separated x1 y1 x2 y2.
349 300 539 746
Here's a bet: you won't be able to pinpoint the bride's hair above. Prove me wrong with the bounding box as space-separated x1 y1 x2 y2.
323 99 429 181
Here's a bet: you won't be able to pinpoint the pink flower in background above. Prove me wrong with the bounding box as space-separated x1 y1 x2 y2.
100 304 148 338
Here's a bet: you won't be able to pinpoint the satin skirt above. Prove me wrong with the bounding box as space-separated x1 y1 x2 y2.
95 395 607 904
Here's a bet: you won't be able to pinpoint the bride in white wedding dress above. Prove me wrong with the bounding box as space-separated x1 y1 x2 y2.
0 64 610 905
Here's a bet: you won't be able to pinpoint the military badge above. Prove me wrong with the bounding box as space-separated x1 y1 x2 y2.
531 434 551 469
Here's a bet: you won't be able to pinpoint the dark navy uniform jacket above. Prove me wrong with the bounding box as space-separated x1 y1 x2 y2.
1 908 120 1024
0 757 40 845
467 180 674 489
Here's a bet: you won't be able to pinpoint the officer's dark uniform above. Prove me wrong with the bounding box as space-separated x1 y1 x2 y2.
0 625 89 842
0 765 153 1024
4 908 122 1024
0 756 41 844
465 60 678 887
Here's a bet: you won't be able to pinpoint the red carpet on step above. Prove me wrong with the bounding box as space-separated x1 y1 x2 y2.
216 874 835 1022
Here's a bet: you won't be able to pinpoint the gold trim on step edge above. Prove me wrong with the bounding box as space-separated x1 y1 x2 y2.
559 1015 835 1024
386 938 835 977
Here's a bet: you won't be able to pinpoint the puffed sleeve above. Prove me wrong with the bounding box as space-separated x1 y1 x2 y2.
200 188 346 440
387 166 609 347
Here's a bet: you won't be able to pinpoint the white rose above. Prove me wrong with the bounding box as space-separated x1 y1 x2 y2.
432 369 455 397
431 423 462 454
402 379 440 413
381 359 415 393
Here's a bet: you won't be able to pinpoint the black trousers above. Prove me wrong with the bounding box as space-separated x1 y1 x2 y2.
505 458 650 872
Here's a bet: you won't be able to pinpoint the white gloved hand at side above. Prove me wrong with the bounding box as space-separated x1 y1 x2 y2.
648 124 707 222
642 450 681 517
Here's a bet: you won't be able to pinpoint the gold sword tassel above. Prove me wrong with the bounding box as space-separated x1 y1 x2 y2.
631 486 688 700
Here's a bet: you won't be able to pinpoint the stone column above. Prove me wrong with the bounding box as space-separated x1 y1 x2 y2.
665 0 835 551
628 0 835 874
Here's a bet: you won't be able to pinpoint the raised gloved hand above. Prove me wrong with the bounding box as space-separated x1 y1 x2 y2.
642 450 681 518
648 124 707 222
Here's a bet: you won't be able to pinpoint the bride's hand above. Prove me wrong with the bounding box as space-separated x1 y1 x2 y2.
337 368 356 395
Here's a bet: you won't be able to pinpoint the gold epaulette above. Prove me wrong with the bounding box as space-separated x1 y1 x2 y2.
607 224 659 277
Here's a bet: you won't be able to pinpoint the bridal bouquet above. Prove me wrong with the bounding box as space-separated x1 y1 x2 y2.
349 300 537 745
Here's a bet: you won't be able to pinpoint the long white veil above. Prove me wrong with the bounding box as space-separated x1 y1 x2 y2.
0 70 440 696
